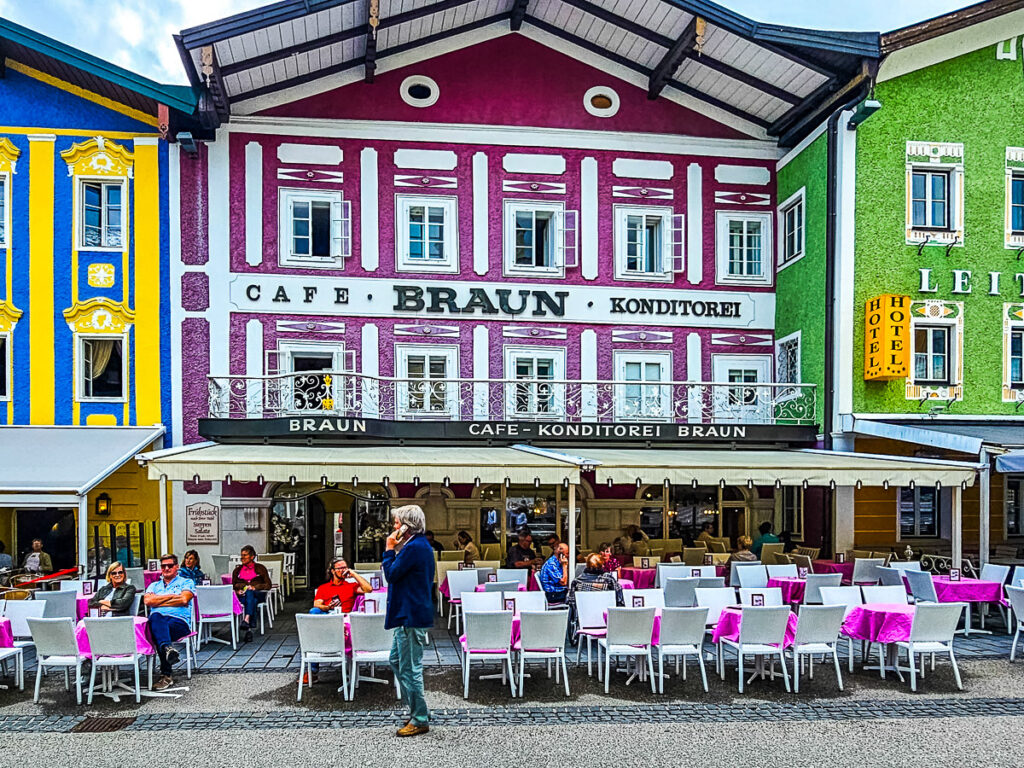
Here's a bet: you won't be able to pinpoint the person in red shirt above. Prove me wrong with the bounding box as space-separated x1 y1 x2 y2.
305 558 374 683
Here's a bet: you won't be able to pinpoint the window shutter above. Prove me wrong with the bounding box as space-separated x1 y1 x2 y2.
561 209 579 268
264 350 282 376
331 198 351 262
669 213 685 273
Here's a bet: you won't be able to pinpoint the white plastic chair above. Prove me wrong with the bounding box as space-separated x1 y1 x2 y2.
60 580 87 594
483 581 518 593
446 569 481 633
575 591 616 677
695 587 737 626
460 591 501 613
125 567 145 588
862 585 911 605
27 617 78 702
505 591 545 613
850 558 884 585
622 588 665 609
195 585 237 650
819 585 864 671
0 636 22 692
736 566 769 589
978 564 1011 630
461 610 516 698
888 561 923 572
210 554 230 581
6 600 46 649
496 569 529 587
599 607 656 694
788 604 846 692
895 602 965 692
295 613 348 701
719 606 792 693
729 560 762 586
656 606 709 693
348 612 399 701
685 565 718 579
904 569 938 604
1006 585 1024 661
664 577 700 608
84 617 141 704
766 564 798 579
876 567 908 590
739 587 783 606
35 591 77 620
655 563 692 588
803 573 842 605
517 610 569 697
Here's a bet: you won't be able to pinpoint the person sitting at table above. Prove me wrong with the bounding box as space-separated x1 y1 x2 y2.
231 545 272 643
751 521 780 558
179 550 207 585
22 539 53 574
0 541 12 571
506 532 543 570
567 553 624 628
613 525 649 557
455 530 480 563
696 522 716 546
304 557 374 684
730 535 758 563
89 561 137 617
144 553 195 691
596 542 621 576
424 531 444 555
538 543 570 605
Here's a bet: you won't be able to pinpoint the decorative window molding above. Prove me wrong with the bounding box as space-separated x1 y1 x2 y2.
503 345 567 419
62 137 133 253
272 340 352 414
906 300 963 401
61 136 134 179
1005 148 1024 249
1002 303 1024 402
502 199 575 278
612 350 673 420
905 141 964 247
0 137 20 251
395 343 459 418
613 205 682 282
278 187 350 268
714 211 772 286
395 195 459 274
400 75 440 108
583 86 620 118
63 298 135 334
776 187 805 271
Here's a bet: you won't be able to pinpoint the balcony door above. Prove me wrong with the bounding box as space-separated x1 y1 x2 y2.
277 341 345 413
711 354 772 423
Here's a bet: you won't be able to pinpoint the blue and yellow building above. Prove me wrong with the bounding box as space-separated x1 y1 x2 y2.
0 18 197 574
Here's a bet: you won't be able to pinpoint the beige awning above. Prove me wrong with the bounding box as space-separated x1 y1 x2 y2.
565 447 978 487
137 442 580 485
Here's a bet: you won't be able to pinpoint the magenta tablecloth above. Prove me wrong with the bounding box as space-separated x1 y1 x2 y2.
842 602 914 643
77 596 90 620
143 571 161 587
932 576 1003 603
220 574 232 585
0 617 13 648
712 606 798 648
813 560 855 581
619 567 656 589
767 577 806 605
75 617 156 658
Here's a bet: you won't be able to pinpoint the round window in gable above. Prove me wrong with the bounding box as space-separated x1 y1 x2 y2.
400 75 440 108
584 86 620 118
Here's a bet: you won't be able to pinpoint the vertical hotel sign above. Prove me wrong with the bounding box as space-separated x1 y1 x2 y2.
864 295 911 380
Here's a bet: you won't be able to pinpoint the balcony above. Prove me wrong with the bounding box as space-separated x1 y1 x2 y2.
206 372 816 427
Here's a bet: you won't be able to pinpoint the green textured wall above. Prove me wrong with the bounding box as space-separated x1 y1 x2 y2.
853 43 1024 414
776 130 828 428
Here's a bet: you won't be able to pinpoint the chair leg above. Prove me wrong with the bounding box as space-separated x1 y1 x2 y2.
561 655 570 697
33 663 43 703
848 637 854 673
87 662 98 705
1012 627 1021 662
696 651 708 693
297 659 305 702
794 652 800 693
878 643 886 679
74 664 82 704
778 652 791 693
462 655 470 699
907 648 917 692
833 649 843 692
949 650 963 690
737 649 744 694
507 656 516 697
604 649 610 694
134 662 141 704
646 652 655 694
518 653 525 699
657 651 664 695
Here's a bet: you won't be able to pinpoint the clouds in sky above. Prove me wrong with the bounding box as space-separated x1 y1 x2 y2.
1 1 978 84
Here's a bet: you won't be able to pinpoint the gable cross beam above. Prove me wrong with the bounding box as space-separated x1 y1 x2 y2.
511 0 530 31
648 17 698 100
365 0 380 83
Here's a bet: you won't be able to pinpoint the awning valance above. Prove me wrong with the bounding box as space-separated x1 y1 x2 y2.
138 443 580 486
996 451 1024 473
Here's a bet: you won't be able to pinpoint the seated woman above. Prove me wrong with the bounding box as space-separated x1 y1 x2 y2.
596 542 621 576
613 525 649 558
179 550 207 585
231 545 272 642
455 530 480 563
729 535 758 563
567 552 625 629
88 561 138 616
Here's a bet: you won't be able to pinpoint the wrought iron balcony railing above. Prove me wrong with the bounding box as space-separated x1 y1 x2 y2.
207 372 817 426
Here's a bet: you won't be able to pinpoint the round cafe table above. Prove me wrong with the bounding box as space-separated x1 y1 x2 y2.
812 560 855 582
842 602 915 677
74 616 156 659
619 567 656 589
767 577 806 605
712 606 798 648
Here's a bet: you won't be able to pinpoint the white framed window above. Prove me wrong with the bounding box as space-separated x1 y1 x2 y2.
905 141 964 246
502 200 577 278
1010 328 1024 390
79 179 126 250
775 330 800 402
898 486 947 538
0 332 9 401
395 195 458 273
613 350 672 420
777 486 803 540
715 211 772 286
278 188 350 267
910 169 952 230
912 325 951 386
274 341 351 413
1006 476 1024 537
1011 173 1024 234
777 187 805 270
396 344 459 418
613 206 683 281
77 335 126 402
711 354 772 423
504 346 566 419
0 173 9 248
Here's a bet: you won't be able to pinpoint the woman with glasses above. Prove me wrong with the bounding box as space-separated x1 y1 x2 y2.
88 560 138 616
231 545 272 643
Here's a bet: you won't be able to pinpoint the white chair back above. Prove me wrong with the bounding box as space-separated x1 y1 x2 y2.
735 565 768 589
125 567 145 587
195 585 234 617
348 612 393 652
295 614 347 655
483 581 517 593
904 569 939 603
655 563 692 588
464 611 513 652
576 591 616 629
264 562 280 586
130 593 142 616
737 606 790 645
210 554 231 579
358 593 387 614
694 587 737 625
35 591 77 620
60 580 87 594
739 587 783 606
793 604 846 645
766 564 798 579
681 565 716 579
621 588 665 609
888 561 922 572
446 569 480 598
27 617 79 657
697 576 726 588
1006 585 1024 617
909 602 964 643
5 600 46 637
819 586 863 617
1011 566 1024 588
664 577 700 608
729 560 761 586
519 611 567 651
804 573 842 604
495 569 529 586
84 617 136 657
861 585 908 604
980 563 1011 584
850 558 884 584
460 591 501 612
876 567 906 588
606 607 655 647
504 591 545 613
659 606 708 647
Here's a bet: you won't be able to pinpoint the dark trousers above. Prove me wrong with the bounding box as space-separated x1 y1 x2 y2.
148 612 191 675
239 589 267 624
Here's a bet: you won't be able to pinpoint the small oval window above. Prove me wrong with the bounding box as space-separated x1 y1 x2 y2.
590 94 613 110
400 75 440 108
583 86 620 118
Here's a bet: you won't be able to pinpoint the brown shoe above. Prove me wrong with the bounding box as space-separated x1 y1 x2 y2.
153 675 174 691
396 723 429 737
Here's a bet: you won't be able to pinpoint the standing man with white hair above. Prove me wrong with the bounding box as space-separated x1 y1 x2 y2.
382 504 435 737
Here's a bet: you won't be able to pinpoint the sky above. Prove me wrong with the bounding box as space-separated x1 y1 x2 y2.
0 0 979 85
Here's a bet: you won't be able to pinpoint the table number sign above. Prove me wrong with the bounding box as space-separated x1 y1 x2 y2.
504 598 516 612
751 593 765 607
836 552 846 563
640 557 651 569
200 578 212 586
487 573 498 582
703 553 714 565
82 581 93 596
370 576 382 590
949 568 961 582
147 559 159 571
632 595 645 608
691 568 702 577
364 598 378 613
798 567 809 578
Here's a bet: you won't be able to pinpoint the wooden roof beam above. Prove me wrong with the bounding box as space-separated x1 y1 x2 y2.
510 0 530 31
648 17 697 100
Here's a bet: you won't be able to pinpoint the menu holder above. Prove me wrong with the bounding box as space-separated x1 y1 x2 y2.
487 573 498 582
147 559 159 571
703 553 714 566
691 568 702 578
504 598 516 612
797 567 809 579
640 557 651 569
82 581 93 596
370 576 382 590
364 598 378 613
200 578 212 586
89 608 99 618
835 552 846 564
949 568 961 582
632 595 645 608
751 593 765 607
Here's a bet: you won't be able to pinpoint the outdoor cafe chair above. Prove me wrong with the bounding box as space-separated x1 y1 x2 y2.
599 607 656 694
295 613 348 702
698 576 726 588
728 560 761 588
978 564 1011 630
655 563 692 588
1006 586 1024 661
59 580 88 594
861 585 910 605
904 569 939 604
505 591 545 613
788 604 846 693
876 567 908 590
210 554 230 581
5 600 46 650
736 565 769 589
575 591 616 677
719 605 792 693
195 585 237 650
819 586 864 671
124 567 145 588
887 560 923 572
664 577 700 608
440 551 464 562
483 581 517 593
850 558 885 585
708 540 727 554
739 587 783 606
496 569 529 587
655 606 709 693
622 588 665 609
36 591 77 621
791 554 814 573
895 602 965 692
766 564 798 579
445 569 481 633
517 610 570 697
759 543 786 563
462 610 516 698
27 618 79 702
84 617 142 704
348 612 399 701
682 548 706 566
460 591 501 614
803 573 842 605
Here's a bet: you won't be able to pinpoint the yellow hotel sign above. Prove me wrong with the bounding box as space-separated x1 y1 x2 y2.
864 294 911 380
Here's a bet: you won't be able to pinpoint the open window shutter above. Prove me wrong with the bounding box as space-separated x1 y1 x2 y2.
669 213 685 273
331 198 351 262
264 350 282 376
561 209 579 268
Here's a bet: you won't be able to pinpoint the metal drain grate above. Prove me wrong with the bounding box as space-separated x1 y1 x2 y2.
71 717 136 733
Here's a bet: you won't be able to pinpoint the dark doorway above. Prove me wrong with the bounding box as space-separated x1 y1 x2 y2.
16 508 77 571
306 494 327 589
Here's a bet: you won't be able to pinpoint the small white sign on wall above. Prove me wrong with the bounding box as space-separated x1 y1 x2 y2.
185 502 221 545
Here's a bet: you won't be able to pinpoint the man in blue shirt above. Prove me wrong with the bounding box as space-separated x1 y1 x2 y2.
538 543 570 604
144 553 195 691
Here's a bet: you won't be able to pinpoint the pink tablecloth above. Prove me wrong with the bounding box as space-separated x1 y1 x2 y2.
712 606 798 648
221 574 232 585
813 560 855 582
0 617 13 648
74 617 156 658
933 576 1003 603
143 570 161 587
77 596 90 620
842 602 915 643
619 567 656 589
767 577 806 605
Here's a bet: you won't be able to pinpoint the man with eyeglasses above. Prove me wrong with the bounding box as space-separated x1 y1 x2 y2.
143 553 195 691
303 557 373 684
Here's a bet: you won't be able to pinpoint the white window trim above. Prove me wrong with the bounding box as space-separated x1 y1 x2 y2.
1004 309 1024 402
774 330 801 403
612 350 673 420
715 211 773 287
278 187 347 268
776 187 805 272
76 333 128 403
503 345 567 420
502 199 565 279
0 331 9 402
1006 162 1024 249
909 319 960 387
395 343 460 419
76 176 129 252
277 340 349 414
905 303 963 402
395 194 459 274
710 353 772 423
0 172 10 250
613 204 674 283
904 153 964 247
1004 475 1024 539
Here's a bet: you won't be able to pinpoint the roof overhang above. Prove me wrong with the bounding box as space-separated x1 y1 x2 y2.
849 416 1024 455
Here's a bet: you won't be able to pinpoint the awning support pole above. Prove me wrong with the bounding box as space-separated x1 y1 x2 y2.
159 474 168 556
951 484 962 569
978 449 990 568
833 486 855 558
77 495 88 574
568 483 577 585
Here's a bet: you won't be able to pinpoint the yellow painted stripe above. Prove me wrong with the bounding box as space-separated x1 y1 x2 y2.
6 60 159 128
28 135 55 424
133 139 161 426
0 127 158 139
